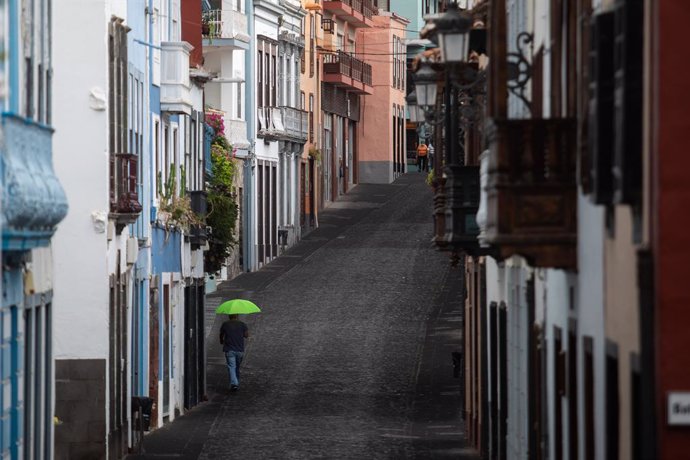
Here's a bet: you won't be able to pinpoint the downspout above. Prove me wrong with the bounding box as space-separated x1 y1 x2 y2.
8 0 19 112
145 0 154 398
244 0 256 272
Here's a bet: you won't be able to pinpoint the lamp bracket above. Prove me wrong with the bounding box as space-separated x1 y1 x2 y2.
506 31 534 112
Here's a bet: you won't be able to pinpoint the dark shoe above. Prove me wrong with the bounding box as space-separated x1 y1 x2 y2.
230 385 239 392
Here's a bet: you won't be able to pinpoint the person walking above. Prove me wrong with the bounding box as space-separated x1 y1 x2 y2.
220 314 249 391
427 143 435 170
416 142 429 172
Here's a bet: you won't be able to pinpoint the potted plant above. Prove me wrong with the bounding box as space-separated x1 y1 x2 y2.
308 146 322 163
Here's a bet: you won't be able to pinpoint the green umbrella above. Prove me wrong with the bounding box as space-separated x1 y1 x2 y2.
215 299 262 315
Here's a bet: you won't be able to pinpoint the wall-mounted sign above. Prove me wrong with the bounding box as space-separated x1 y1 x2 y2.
667 392 690 425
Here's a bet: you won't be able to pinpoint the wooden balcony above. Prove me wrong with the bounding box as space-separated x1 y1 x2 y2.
322 0 374 27
481 118 577 269
110 153 142 227
322 51 373 94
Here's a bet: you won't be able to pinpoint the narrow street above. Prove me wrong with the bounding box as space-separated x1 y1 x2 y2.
129 173 477 459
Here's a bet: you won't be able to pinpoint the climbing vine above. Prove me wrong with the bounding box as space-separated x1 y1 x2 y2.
205 112 239 273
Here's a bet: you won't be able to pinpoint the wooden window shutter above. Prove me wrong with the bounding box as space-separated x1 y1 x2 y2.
612 0 643 205
588 11 615 204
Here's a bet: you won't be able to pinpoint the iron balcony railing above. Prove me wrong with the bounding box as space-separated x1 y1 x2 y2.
323 51 372 86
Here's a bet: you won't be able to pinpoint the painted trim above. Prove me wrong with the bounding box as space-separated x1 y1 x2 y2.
201 38 250 50
8 0 19 112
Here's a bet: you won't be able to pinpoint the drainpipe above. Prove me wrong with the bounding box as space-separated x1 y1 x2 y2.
244 0 256 272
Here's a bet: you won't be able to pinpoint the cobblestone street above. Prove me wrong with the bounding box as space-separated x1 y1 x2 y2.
128 173 477 459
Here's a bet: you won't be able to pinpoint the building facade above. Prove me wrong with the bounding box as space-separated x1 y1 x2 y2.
418 0 679 458
319 0 375 203
357 11 408 183
0 0 69 457
51 1 208 457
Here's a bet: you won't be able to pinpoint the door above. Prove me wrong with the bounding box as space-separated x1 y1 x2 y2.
347 121 354 188
148 277 160 429
309 158 316 227
300 161 307 230
162 283 170 417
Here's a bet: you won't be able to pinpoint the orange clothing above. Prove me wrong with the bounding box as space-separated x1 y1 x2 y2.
416 144 429 157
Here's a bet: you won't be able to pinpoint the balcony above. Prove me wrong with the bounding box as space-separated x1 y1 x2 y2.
188 191 208 249
323 0 375 27
1 114 68 251
323 51 373 94
257 107 308 143
226 118 250 150
160 42 193 115
480 118 577 269
110 153 143 228
202 9 250 50
279 107 308 142
279 31 305 49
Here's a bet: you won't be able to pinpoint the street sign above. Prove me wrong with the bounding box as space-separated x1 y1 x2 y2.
667 392 690 425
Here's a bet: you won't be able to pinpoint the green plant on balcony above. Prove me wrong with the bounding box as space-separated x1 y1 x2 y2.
308 146 322 163
157 165 201 230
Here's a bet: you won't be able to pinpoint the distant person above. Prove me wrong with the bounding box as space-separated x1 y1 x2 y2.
427 143 435 170
416 143 429 172
220 314 249 391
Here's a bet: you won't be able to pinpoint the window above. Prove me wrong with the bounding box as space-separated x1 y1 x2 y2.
310 16 316 77
272 53 277 106
606 341 620 460
173 127 179 195
392 37 397 88
236 82 242 119
309 94 314 142
258 49 264 107
109 17 135 213
155 120 160 195
23 301 52 459
584 336 595 459
163 123 169 190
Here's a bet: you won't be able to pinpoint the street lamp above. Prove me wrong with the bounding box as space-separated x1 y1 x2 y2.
414 61 439 109
406 91 421 124
434 2 472 64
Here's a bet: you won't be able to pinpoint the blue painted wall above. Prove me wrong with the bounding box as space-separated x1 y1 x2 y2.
151 227 182 274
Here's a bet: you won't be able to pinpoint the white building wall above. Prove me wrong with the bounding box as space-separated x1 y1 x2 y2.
576 195 606 460
52 0 110 360
542 268 574 458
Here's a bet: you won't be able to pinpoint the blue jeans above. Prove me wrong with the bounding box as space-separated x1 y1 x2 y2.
225 350 244 387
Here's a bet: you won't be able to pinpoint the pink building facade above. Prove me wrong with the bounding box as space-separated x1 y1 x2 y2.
357 13 409 184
